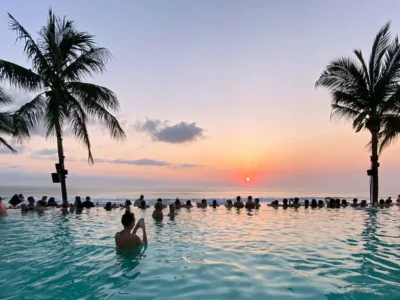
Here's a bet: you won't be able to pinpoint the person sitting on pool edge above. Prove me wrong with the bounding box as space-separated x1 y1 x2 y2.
254 198 261 209
209 200 219 208
225 200 233 208
152 202 164 220
234 196 244 209
245 196 255 209
197 199 208 208
115 210 147 249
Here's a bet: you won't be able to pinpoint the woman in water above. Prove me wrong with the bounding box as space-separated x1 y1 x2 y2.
209 200 219 208
152 203 164 220
115 210 147 249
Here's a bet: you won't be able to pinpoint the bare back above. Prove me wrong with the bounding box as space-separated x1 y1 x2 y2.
115 231 143 249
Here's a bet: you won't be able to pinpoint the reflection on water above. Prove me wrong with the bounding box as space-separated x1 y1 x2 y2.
0 206 399 299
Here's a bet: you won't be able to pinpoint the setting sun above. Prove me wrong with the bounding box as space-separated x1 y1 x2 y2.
246 177 250 182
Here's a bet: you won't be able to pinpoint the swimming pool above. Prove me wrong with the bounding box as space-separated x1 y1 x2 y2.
1 206 399 299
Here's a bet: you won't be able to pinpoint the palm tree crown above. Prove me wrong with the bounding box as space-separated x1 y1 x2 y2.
316 21 400 152
0 9 126 162
0 88 17 153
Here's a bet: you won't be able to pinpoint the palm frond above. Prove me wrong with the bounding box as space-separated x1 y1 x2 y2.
330 103 363 123
0 112 13 135
66 82 119 110
12 93 46 142
0 59 42 91
0 136 17 153
369 21 391 85
0 87 13 106
378 114 400 152
353 49 371 88
62 47 111 81
65 93 93 163
7 13 49 74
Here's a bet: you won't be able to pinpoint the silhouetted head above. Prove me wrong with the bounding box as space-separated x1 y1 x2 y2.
335 199 341 206
125 200 132 207
155 202 163 210
341 199 347 206
353 198 358 204
186 200 192 206
304 199 309 207
86 196 90 201
169 204 176 213
294 198 299 204
121 210 135 228
201 199 207 205
28 196 35 203
255 198 259 204
385 199 392 204
175 198 181 206
157 198 163 203
140 195 144 200
236 196 241 202
248 196 252 201
227 200 233 205
283 199 288 205
140 200 147 209
18 194 24 200
274 200 279 205
379 199 385 205
105 202 112 210
311 199 317 206
48 197 56 204
360 200 367 206
212 200 218 206
318 200 324 206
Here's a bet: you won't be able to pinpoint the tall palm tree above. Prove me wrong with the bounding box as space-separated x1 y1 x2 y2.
316 22 400 204
0 88 18 153
0 9 126 202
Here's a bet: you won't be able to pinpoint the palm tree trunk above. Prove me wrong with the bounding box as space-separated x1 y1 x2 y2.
56 129 68 203
370 131 379 205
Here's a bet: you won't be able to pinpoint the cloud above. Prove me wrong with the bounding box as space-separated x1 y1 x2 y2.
134 118 204 143
30 148 58 160
0 145 24 154
93 157 200 169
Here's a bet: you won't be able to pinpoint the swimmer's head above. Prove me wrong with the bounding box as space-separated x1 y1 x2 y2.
121 210 135 228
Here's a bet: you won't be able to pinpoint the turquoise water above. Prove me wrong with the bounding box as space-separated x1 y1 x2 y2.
1 206 399 299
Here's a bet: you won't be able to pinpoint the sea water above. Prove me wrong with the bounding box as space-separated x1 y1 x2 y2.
0 206 399 299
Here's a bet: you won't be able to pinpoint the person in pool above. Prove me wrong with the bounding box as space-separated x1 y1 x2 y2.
225 200 234 208
385 199 393 206
197 199 208 208
27 196 36 210
154 198 167 209
282 199 289 209
318 200 324 208
134 195 144 207
304 199 310 209
209 200 219 208
360 200 368 207
245 196 255 209
254 198 261 209
168 204 177 216
20 204 29 212
82 196 94 208
310 199 317 208
0 197 7 214
175 198 183 209
396 195 400 205
104 202 112 211
350 198 359 207
291 198 301 208
115 211 147 249
267 200 279 207
140 200 150 209
37 196 48 207
152 202 164 220
234 196 244 209
341 199 348 207
184 200 193 208
47 197 58 207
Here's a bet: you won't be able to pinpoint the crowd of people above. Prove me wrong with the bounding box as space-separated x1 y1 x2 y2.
1 193 399 249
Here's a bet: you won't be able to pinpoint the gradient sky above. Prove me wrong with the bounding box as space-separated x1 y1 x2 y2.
1 0 400 194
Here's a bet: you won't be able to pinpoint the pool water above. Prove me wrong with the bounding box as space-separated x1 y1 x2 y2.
1 206 399 299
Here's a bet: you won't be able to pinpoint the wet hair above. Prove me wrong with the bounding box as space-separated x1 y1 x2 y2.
353 198 358 204
86 196 90 201
121 210 135 227
186 200 192 206
379 199 385 205
201 199 207 204
212 200 218 206
255 198 259 203
341 199 347 206
304 199 309 207
105 202 112 210
155 202 163 210
157 198 162 202
227 200 233 205
236 196 241 201
248 196 252 201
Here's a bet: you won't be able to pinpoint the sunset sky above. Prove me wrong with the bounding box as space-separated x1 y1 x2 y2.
1 1 400 195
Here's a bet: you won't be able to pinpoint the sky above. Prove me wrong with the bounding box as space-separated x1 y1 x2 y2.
0 0 400 195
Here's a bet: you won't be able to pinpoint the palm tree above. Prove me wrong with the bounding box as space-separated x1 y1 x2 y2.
316 22 400 205
0 88 18 153
0 9 126 202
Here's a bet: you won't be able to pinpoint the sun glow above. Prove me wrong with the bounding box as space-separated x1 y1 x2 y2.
246 177 250 182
